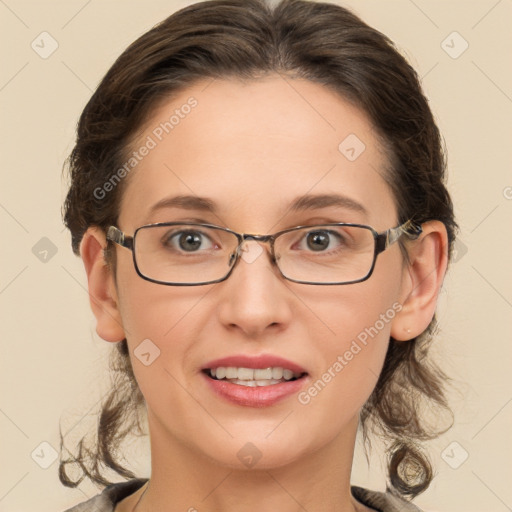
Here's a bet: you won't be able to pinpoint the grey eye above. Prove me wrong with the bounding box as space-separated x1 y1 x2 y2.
163 230 215 252
298 230 345 252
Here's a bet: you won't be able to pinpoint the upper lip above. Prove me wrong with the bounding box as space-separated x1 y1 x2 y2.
202 354 308 374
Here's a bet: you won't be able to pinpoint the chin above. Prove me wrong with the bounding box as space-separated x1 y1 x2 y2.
191 432 314 472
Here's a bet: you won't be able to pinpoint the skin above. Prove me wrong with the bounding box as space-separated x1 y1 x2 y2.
80 75 448 512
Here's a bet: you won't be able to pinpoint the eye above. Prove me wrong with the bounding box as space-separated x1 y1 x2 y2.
162 229 217 252
296 229 347 252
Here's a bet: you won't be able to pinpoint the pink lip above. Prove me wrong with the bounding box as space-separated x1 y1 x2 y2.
201 372 309 408
201 354 309 408
202 354 307 374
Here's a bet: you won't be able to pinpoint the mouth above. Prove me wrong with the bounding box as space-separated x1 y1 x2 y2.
202 366 307 387
200 355 310 407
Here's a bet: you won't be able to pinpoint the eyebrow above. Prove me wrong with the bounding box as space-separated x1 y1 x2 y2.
148 193 368 217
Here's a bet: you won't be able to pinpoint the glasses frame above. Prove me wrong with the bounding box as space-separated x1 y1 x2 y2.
106 219 423 286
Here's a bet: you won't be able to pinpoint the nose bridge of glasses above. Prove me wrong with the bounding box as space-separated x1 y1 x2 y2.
233 234 276 262
241 233 274 244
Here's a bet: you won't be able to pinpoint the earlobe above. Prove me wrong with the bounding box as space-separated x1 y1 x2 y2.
80 227 126 342
391 220 449 341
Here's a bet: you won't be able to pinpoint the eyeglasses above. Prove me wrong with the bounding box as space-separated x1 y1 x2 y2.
106 219 422 286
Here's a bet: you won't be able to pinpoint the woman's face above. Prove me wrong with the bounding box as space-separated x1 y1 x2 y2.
112 76 409 469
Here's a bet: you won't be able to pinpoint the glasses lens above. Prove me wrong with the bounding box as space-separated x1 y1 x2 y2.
275 225 376 284
134 224 238 284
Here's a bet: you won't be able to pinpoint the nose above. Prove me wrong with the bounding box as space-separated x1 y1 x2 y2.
216 239 293 337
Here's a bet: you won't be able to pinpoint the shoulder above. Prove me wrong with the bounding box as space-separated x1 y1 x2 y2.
351 486 424 512
62 478 148 512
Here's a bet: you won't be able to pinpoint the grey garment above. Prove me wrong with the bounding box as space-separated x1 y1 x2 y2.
63 478 423 512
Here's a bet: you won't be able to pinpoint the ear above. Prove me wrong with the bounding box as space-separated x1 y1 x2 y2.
391 220 449 341
80 227 126 342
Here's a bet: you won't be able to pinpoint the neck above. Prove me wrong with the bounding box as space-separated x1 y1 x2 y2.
134 414 365 512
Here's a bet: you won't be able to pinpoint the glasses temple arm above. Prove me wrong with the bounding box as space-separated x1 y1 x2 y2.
106 226 134 249
385 219 423 248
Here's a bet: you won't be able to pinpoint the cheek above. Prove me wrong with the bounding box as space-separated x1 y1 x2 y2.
296 268 402 409
294 296 396 452
115 259 205 342
311 296 394 393
114 274 200 385
115 285 201 432
300 261 402 348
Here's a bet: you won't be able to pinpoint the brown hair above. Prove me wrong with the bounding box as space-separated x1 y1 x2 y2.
60 0 457 500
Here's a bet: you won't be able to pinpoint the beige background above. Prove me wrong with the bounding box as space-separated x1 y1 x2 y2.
1 0 511 511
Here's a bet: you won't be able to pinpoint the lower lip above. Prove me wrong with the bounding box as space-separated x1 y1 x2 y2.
201 371 309 408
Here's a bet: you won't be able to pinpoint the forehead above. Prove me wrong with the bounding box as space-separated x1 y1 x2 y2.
119 75 396 230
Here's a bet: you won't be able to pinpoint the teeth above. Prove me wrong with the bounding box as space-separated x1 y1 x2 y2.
283 369 294 380
207 366 302 382
238 367 255 380
272 367 283 379
234 379 283 387
225 367 238 379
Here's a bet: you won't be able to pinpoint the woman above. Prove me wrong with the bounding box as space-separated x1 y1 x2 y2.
60 0 457 510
